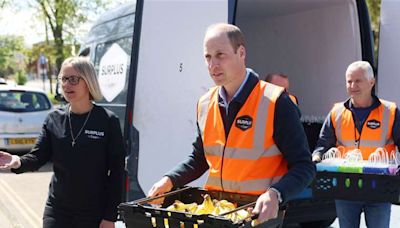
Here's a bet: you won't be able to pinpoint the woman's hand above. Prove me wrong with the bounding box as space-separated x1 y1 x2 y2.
0 151 21 170
99 219 114 228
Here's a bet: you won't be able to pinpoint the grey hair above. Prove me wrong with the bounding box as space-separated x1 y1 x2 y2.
346 61 374 81
60 56 103 101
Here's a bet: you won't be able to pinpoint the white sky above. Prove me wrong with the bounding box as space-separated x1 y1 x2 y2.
0 0 133 47
0 7 44 46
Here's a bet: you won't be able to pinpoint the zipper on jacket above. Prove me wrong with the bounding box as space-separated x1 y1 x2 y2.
220 144 227 191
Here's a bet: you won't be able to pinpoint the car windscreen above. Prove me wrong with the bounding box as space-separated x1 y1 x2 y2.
0 91 51 112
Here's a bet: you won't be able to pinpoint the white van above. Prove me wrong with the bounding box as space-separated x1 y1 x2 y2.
78 0 400 227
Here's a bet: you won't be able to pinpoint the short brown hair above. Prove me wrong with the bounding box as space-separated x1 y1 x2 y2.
264 73 288 82
206 23 245 53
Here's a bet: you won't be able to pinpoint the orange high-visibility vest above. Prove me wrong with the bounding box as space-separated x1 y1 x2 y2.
289 94 298 105
197 81 288 195
331 99 396 160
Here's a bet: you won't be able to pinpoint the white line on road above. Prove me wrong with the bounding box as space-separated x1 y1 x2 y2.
0 179 41 228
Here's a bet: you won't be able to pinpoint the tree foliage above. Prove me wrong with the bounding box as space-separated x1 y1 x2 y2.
0 0 10 8
366 0 381 65
366 0 381 31
0 35 27 77
34 0 106 72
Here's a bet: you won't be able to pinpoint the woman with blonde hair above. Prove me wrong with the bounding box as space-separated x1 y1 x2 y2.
0 56 125 228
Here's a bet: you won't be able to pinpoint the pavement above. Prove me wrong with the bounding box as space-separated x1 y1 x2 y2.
0 163 52 228
25 78 57 94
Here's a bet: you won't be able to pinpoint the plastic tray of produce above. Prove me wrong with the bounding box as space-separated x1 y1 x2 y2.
313 171 400 203
119 187 285 228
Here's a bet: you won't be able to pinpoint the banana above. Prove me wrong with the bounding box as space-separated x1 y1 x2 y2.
184 202 198 213
164 195 253 224
166 200 185 212
236 209 251 220
166 200 198 213
195 194 215 215
218 199 236 210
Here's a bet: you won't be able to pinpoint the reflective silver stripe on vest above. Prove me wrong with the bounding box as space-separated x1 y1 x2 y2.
339 139 388 147
202 83 282 159
335 101 394 148
198 88 215 140
205 144 281 160
207 175 282 193
253 83 275 151
333 104 345 145
380 100 393 145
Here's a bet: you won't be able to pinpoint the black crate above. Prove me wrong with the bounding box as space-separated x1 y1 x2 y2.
119 187 284 228
313 171 400 203
283 198 336 225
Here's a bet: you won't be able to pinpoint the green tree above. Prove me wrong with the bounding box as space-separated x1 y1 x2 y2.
34 0 104 72
367 0 381 30
33 0 128 71
0 0 10 8
31 0 109 93
25 40 78 79
0 35 27 77
366 0 381 65
16 70 28 85
32 0 129 92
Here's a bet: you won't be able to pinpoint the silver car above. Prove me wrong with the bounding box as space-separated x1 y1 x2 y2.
0 85 53 154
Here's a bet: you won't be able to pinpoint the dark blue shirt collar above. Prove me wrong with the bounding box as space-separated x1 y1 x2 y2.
218 69 259 107
344 95 381 110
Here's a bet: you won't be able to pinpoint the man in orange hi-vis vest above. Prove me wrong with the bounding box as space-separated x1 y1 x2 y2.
312 61 400 228
263 73 299 105
148 23 315 225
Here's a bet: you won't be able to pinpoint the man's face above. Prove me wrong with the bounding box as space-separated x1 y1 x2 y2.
346 68 374 101
203 32 245 87
269 75 289 91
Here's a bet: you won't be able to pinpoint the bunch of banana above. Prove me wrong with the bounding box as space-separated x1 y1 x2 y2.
195 194 215 214
165 200 198 213
165 194 252 223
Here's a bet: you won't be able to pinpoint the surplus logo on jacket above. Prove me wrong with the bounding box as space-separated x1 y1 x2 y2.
366 119 381 129
235 115 253 131
85 129 105 139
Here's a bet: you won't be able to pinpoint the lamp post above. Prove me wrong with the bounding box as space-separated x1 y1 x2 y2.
38 54 48 92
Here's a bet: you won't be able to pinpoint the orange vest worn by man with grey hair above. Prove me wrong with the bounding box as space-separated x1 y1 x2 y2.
330 99 396 159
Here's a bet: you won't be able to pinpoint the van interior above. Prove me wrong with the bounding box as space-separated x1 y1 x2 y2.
236 0 363 149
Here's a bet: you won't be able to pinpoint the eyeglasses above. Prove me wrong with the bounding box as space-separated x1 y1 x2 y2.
59 75 82 85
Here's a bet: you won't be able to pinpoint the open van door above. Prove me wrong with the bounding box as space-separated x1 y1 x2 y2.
377 0 400 104
126 0 230 200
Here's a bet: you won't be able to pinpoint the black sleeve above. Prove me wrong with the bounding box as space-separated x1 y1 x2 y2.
165 123 209 188
270 93 316 202
392 108 400 148
11 115 52 174
103 116 125 222
312 112 337 158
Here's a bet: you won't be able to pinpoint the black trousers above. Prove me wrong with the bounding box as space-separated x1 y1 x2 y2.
43 205 102 228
